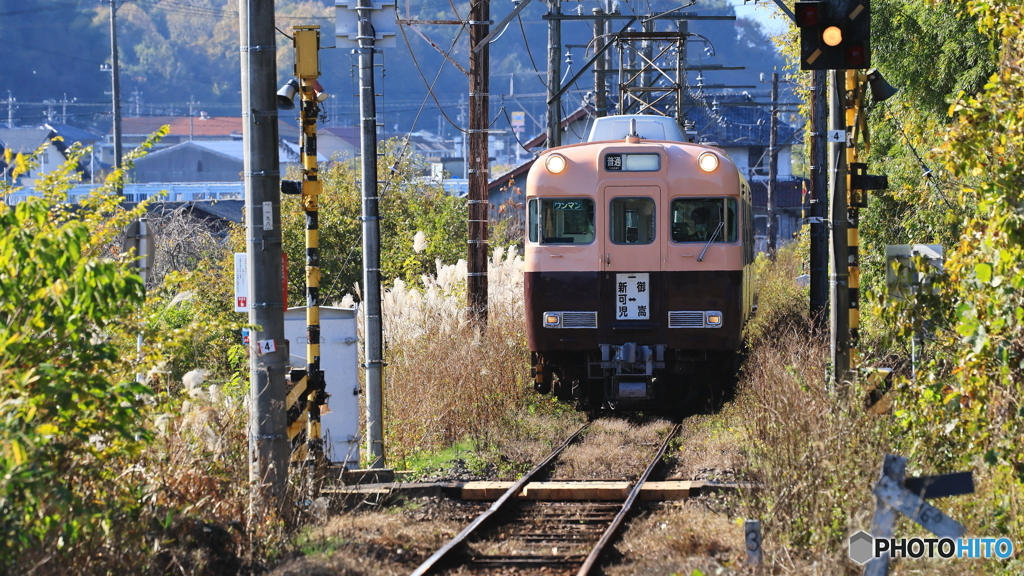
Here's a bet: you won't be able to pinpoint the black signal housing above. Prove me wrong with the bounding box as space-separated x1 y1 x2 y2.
797 0 871 70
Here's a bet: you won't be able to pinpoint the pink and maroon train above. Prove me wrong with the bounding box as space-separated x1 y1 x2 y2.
525 115 756 414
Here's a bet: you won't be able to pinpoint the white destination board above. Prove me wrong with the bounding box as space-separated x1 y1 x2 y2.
615 273 650 320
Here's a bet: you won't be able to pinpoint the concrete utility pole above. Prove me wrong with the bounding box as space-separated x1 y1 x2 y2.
357 0 386 468
109 0 123 188
766 71 779 256
828 69 850 386
546 0 561 148
467 0 490 324
593 7 606 117
809 69 829 325
240 0 289 512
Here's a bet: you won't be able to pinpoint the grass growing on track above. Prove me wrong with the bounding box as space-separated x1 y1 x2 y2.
552 418 675 480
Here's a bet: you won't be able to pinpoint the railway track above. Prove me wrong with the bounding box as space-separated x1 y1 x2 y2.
410 421 683 575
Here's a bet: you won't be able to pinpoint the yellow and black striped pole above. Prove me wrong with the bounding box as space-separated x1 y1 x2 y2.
844 69 869 371
285 25 327 469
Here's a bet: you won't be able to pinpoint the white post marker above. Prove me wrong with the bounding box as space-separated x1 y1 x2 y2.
745 519 762 567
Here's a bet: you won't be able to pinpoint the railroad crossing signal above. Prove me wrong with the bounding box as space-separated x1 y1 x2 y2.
797 0 871 70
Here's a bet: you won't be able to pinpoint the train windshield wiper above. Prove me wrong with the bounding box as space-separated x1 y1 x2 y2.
697 222 724 262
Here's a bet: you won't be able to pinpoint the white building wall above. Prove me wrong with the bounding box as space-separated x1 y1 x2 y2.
722 147 749 175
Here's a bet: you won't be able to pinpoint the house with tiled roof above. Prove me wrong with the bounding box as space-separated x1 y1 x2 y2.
127 139 327 183
101 115 302 166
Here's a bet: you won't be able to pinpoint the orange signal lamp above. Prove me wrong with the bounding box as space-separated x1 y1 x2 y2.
823 26 843 47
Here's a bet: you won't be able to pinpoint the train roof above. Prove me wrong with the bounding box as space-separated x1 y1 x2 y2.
586 115 686 143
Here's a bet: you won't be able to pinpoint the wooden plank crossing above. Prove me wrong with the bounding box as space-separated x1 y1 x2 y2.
461 480 708 501
324 479 748 501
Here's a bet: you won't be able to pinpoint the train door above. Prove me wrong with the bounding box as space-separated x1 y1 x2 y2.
601 185 663 323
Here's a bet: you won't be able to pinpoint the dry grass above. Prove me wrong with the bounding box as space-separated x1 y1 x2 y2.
481 412 585 480
604 502 746 575
669 410 749 483
552 418 674 480
368 247 534 465
268 500 486 576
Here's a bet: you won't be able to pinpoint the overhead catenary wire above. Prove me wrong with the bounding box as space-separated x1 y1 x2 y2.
398 23 468 134
518 13 547 89
884 105 958 212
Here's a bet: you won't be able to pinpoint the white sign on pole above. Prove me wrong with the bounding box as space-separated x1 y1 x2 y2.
615 273 650 320
262 201 273 231
256 339 277 355
234 253 249 312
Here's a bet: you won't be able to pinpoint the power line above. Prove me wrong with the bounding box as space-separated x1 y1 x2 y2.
518 13 547 89
398 23 468 134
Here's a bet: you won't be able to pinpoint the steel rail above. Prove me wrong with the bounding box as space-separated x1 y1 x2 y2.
409 423 590 576
576 422 683 575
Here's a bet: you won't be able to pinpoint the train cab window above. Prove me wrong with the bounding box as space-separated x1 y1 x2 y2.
670 198 738 243
609 197 655 244
528 198 596 244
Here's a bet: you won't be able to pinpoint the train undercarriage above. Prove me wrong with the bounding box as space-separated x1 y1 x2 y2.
532 346 739 416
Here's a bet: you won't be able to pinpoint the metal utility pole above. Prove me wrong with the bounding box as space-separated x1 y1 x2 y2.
640 18 654 106
675 20 687 127
809 69 829 325
109 0 123 188
546 0 561 148
766 71 780 256
593 7 606 117
357 0 385 468
467 0 490 324
240 0 289 511
828 69 850 386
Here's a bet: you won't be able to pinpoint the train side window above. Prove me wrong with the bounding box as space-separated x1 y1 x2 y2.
528 198 595 244
670 198 738 243
609 197 655 244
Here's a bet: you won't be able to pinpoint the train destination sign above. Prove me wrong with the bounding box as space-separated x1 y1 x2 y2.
553 200 584 211
616 273 650 320
605 153 661 172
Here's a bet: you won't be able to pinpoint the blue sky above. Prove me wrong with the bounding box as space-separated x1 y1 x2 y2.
730 0 792 36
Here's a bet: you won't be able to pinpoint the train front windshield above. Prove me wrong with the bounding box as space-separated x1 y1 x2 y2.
528 198 596 244
670 198 738 243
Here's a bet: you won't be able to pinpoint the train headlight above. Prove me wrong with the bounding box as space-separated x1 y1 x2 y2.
705 311 723 327
544 313 561 327
698 152 720 173
545 153 567 174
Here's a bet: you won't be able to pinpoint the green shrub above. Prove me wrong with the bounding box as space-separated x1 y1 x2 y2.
0 198 151 568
